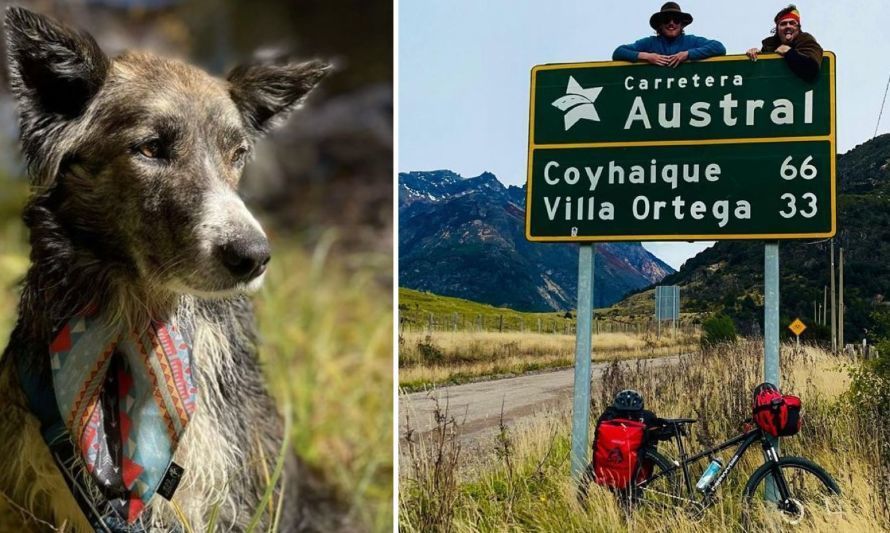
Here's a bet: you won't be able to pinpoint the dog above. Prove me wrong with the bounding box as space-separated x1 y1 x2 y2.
0 7 340 532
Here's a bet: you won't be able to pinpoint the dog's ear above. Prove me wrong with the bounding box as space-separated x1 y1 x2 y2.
227 59 330 135
4 6 109 119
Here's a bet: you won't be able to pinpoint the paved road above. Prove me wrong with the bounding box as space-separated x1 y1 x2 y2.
399 354 684 455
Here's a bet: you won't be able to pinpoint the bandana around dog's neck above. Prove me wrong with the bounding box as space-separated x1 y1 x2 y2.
32 311 198 527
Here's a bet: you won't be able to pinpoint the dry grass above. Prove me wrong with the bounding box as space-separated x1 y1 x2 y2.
400 341 889 532
399 330 698 391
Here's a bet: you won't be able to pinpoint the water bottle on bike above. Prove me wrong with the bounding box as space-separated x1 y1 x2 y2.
695 457 723 491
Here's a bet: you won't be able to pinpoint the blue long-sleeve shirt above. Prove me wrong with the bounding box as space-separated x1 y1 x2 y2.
612 34 726 62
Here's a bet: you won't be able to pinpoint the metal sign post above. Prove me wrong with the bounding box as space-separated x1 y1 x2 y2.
570 244 595 479
764 243 781 386
764 242 780 500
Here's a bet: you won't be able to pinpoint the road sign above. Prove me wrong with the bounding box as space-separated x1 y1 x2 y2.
655 285 679 322
526 54 836 242
788 318 807 336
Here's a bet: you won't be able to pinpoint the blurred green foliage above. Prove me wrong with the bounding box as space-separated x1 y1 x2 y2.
701 313 737 347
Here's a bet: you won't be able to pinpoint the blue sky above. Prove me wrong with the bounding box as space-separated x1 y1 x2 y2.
398 0 890 269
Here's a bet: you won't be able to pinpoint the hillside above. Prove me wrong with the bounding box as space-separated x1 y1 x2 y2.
398 287 575 332
630 134 890 340
398 170 674 311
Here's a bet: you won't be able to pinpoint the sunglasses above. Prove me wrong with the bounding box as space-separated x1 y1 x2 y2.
661 16 684 25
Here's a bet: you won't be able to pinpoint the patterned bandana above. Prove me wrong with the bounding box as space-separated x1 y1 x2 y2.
49 313 198 524
777 9 801 24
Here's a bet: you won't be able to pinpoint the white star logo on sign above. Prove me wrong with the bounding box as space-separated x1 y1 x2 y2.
551 76 603 131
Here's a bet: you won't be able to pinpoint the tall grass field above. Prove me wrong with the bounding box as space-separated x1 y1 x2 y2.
400 330 697 391
399 341 890 532
0 212 393 531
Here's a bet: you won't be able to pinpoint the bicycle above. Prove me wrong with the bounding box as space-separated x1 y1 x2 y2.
580 417 841 526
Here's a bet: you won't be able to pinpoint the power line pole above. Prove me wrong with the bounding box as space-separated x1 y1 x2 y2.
875 73 890 139
839 247 844 353
830 239 837 353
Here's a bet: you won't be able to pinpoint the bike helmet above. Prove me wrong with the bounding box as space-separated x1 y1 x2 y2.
753 382 779 396
613 389 644 411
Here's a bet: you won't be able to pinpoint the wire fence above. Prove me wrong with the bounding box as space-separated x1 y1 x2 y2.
399 311 700 337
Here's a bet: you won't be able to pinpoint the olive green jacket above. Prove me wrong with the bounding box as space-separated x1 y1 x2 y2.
760 31 823 82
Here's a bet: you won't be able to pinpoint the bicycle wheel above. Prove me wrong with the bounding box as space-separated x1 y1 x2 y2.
631 448 683 509
742 456 841 527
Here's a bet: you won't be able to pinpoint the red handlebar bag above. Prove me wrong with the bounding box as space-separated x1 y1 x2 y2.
593 418 646 489
753 384 802 437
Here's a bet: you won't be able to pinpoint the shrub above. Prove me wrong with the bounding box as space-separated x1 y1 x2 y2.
701 313 737 347
849 339 890 415
847 338 890 520
417 335 444 364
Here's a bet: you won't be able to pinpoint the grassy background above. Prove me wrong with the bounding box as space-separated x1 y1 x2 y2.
399 330 696 392
399 287 701 334
398 287 699 391
0 210 393 531
399 288 577 333
400 341 889 531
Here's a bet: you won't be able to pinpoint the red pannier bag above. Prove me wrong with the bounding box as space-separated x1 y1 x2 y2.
752 383 802 437
593 418 646 488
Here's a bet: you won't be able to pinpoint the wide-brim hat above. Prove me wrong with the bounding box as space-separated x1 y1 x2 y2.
649 2 693 30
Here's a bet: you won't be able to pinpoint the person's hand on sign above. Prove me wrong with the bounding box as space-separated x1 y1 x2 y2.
638 51 671 66
775 44 791 55
746 47 759 60
666 50 689 67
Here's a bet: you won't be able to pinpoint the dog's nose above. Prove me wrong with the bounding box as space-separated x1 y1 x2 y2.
218 238 271 281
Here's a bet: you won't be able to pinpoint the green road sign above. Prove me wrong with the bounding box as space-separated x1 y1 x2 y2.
526 54 836 242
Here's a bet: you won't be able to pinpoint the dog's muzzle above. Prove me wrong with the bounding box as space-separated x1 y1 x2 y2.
215 233 271 281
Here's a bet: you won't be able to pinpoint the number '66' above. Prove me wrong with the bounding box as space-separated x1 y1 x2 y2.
780 156 817 180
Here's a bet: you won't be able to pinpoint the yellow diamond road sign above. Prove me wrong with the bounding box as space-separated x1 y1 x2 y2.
788 318 807 336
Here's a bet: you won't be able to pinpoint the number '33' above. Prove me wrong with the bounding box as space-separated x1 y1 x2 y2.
779 193 817 218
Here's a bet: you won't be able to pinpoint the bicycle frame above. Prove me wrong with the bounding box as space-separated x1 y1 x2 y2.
640 425 779 502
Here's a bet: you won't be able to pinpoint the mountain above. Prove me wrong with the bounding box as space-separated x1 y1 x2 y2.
398 170 674 311
644 134 890 340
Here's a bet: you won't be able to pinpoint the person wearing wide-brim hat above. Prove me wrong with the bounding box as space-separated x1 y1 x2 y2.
613 2 726 68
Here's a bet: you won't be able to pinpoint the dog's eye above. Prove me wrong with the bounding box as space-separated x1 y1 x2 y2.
136 140 162 159
232 146 248 165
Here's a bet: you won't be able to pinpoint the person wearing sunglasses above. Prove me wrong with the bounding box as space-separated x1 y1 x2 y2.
612 2 725 68
746 5 823 82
